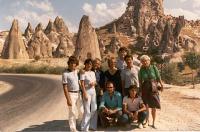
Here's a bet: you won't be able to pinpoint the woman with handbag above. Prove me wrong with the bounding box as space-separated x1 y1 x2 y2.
138 55 163 128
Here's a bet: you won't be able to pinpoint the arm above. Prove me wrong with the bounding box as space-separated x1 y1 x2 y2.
63 84 72 106
153 65 164 91
80 80 88 101
121 70 125 96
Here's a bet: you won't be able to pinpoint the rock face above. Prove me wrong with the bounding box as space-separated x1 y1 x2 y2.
27 29 52 59
44 18 74 57
54 16 69 35
1 19 29 59
74 15 101 60
97 0 192 57
24 22 34 41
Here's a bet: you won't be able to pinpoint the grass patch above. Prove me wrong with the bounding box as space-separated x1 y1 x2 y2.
0 64 65 74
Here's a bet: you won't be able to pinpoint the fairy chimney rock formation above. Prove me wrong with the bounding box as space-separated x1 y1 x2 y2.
1 19 29 59
24 22 34 40
74 15 101 60
44 20 57 34
54 16 69 35
27 30 52 59
35 23 43 33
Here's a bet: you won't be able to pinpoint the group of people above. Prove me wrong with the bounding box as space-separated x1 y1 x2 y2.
62 47 164 132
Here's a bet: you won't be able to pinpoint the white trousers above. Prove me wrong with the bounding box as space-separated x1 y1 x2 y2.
68 92 83 131
81 88 97 131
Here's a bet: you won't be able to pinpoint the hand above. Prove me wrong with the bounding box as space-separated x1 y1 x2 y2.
133 111 138 120
107 109 113 115
99 89 103 96
83 93 88 101
129 113 134 119
160 84 164 92
67 100 72 106
103 108 109 113
90 82 95 87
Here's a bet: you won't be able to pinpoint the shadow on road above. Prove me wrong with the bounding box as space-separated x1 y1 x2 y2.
20 120 138 131
20 120 69 131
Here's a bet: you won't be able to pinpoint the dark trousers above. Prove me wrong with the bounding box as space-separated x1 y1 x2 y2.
122 111 147 124
99 109 123 127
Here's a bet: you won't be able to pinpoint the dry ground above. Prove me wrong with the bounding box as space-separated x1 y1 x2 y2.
0 74 200 131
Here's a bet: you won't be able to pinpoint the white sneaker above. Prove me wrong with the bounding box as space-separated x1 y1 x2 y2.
138 123 143 129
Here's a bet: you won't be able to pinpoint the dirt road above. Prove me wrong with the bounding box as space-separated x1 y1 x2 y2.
0 74 200 131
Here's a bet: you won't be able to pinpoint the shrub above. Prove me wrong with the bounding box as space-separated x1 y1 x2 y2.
161 63 184 85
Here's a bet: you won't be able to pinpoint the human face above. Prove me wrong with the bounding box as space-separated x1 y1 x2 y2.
125 57 133 67
68 62 77 71
109 59 116 69
129 89 137 98
93 60 101 70
85 62 92 71
106 83 114 95
141 59 150 67
118 50 127 59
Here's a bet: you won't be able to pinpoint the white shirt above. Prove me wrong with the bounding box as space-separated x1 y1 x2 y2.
80 71 96 89
62 70 80 91
121 66 140 88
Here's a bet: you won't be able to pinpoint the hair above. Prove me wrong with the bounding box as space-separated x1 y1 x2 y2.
140 55 151 61
67 56 79 66
107 57 116 67
84 58 93 65
105 81 115 88
124 54 133 60
118 47 128 53
93 58 101 64
128 85 137 97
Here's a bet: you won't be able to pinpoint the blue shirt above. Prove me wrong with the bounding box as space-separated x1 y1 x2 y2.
99 91 122 111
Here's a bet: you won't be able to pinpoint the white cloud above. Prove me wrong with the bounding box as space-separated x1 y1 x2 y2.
83 2 126 27
4 0 77 33
26 0 54 12
4 9 58 31
164 8 200 20
192 0 200 8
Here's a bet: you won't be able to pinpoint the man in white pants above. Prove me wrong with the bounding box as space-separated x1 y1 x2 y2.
62 56 83 132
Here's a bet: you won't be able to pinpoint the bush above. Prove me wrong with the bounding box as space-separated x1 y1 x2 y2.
161 63 184 85
0 64 65 74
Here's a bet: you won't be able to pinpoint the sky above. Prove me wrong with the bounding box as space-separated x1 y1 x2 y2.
0 0 200 33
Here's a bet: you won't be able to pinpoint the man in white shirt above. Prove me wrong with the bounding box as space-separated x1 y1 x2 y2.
62 56 83 132
121 54 140 96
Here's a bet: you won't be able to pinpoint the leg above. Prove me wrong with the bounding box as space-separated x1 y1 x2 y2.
89 88 97 130
81 91 92 131
68 93 78 131
138 111 147 123
99 110 109 127
145 104 149 125
76 92 83 126
152 108 156 127
119 113 129 125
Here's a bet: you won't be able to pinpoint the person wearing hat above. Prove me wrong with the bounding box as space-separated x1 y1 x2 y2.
122 85 147 129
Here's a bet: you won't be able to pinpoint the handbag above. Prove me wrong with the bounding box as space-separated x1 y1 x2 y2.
146 65 159 93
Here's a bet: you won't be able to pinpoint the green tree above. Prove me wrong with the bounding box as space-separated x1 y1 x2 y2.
184 52 200 88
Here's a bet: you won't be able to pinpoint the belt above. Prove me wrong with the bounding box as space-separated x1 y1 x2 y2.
69 90 80 93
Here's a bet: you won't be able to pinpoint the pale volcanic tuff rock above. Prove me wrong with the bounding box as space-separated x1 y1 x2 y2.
1 19 29 59
54 16 69 35
24 22 34 41
35 23 43 33
44 20 60 51
27 30 52 59
74 15 101 60
44 18 74 57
